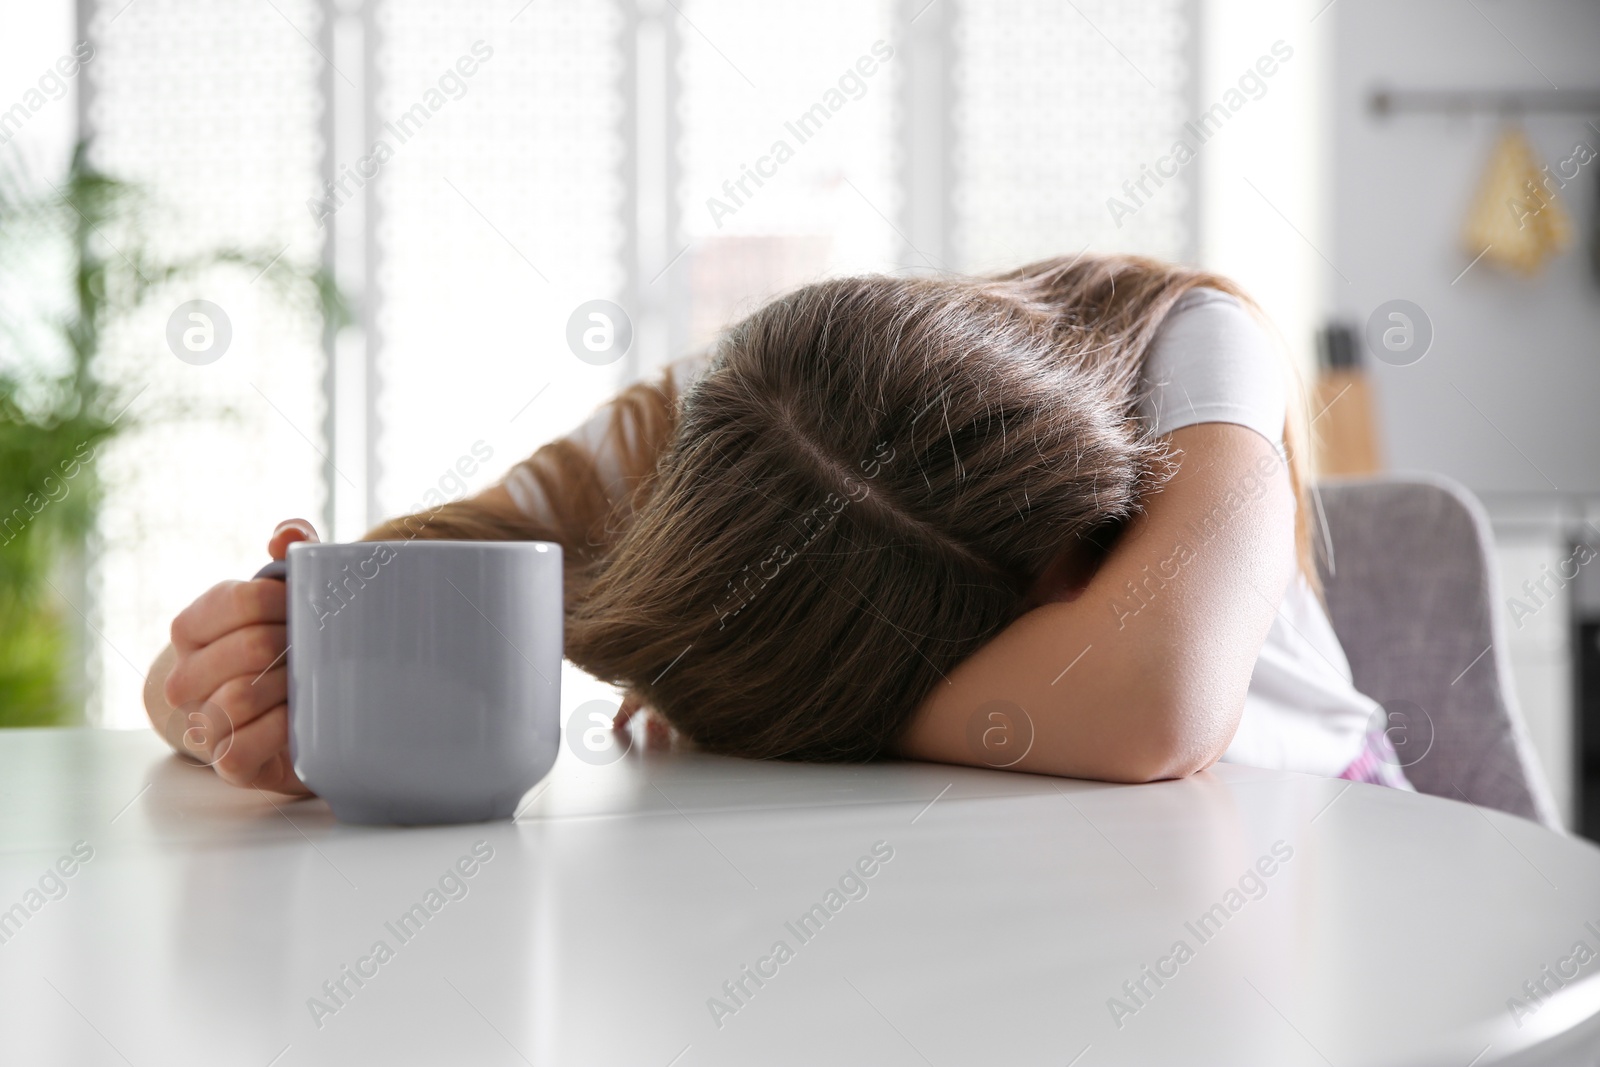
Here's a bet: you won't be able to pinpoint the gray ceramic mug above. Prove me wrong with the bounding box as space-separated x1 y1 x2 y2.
255 540 563 824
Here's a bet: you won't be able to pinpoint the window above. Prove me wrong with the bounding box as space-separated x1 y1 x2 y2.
84 0 327 728
79 0 1196 727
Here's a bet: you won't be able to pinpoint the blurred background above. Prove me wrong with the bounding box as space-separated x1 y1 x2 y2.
2 1 1597 830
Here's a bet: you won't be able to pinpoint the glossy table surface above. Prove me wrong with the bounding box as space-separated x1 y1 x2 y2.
2 727 1599 1066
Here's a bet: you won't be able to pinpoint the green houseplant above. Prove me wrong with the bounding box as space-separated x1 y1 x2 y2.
0 143 342 727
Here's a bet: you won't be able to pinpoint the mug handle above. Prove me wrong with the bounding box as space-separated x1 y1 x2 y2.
253 559 289 582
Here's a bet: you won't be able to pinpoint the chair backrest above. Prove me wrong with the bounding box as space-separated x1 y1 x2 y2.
1315 475 1562 829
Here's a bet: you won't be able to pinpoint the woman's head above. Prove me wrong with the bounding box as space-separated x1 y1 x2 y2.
565 254 1275 761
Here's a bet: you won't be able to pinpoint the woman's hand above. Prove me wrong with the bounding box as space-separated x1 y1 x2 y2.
612 691 678 749
151 519 318 795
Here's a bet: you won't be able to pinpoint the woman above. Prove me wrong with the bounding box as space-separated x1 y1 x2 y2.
144 254 1411 795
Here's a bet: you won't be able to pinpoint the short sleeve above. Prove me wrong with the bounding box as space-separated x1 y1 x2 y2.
1134 288 1287 448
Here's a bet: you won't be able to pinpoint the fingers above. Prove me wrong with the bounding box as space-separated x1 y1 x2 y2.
169 515 306 673
164 700 225 763
167 666 287 764
170 578 286 654
165 624 286 712
268 517 319 561
613 696 676 751
212 703 307 794
253 748 313 797
211 666 289 737
612 693 642 733
642 711 674 749
613 693 674 748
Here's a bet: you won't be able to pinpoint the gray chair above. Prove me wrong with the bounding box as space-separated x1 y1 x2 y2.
1314 474 1562 830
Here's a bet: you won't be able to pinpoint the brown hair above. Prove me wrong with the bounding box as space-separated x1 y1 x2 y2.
369 254 1315 762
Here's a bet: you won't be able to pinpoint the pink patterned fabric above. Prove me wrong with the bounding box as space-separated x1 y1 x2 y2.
1338 718 1417 790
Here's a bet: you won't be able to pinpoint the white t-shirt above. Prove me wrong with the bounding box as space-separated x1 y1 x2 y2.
1136 289 1372 776
506 287 1375 776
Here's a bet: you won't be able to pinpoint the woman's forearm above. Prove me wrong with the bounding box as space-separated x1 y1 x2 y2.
898 422 1298 782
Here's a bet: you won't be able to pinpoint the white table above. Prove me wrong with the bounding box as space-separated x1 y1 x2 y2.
2 728 1598 1066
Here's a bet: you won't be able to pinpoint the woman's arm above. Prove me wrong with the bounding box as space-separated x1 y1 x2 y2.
896 421 1297 783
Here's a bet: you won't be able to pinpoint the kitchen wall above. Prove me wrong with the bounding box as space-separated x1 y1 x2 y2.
1329 0 1600 826
1330 0 1600 494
